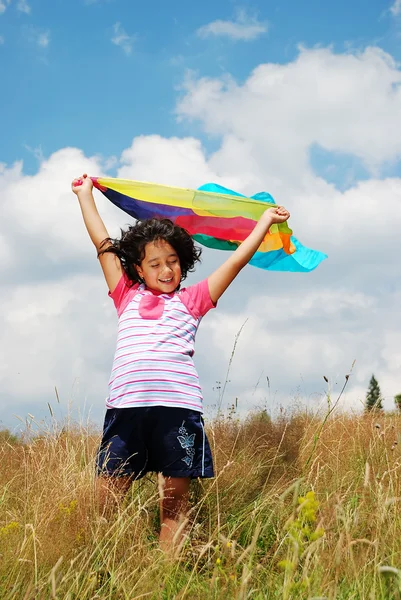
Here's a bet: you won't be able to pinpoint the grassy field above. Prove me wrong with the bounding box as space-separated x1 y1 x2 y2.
1 408 401 599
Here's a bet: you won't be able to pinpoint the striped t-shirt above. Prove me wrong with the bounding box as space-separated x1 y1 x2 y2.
106 274 216 413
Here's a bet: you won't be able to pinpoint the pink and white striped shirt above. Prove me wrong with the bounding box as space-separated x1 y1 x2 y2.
106 274 216 413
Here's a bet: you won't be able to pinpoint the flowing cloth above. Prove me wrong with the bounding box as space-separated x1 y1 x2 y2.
92 177 327 272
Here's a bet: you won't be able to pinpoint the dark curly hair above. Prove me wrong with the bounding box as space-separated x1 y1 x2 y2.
98 218 202 286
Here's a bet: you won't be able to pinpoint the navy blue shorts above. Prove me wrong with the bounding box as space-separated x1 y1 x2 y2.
96 406 214 480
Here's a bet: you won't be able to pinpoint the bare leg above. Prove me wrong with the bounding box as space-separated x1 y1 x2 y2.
95 475 133 518
158 475 190 554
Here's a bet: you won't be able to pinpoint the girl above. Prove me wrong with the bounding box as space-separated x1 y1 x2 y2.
71 173 290 551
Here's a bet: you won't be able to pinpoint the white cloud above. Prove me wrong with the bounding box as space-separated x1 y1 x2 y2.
0 275 115 410
0 150 125 425
17 0 30 14
0 148 122 268
177 46 401 184
197 9 267 41
390 0 401 16
111 22 135 55
2 45 401 428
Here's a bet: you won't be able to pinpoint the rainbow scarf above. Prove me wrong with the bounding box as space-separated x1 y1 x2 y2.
92 177 327 272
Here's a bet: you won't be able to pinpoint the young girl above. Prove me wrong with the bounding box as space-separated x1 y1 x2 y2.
72 173 290 551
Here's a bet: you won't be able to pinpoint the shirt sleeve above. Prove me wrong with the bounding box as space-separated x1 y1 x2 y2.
179 279 217 319
109 273 139 317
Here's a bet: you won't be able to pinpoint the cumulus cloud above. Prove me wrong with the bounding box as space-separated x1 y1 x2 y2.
177 47 401 182
0 275 112 401
111 22 135 55
197 9 267 41
0 148 124 273
201 284 401 413
0 150 127 427
1 45 401 429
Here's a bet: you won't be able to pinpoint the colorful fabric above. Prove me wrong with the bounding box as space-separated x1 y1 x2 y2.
92 177 327 272
107 276 215 412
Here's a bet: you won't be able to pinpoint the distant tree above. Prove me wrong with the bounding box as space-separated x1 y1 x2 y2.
395 394 401 412
365 375 383 412
0 428 20 445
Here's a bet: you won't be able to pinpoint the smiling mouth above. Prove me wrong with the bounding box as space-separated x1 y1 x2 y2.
159 277 173 283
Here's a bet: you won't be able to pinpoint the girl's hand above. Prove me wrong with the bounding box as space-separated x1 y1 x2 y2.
71 173 93 196
71 172 122 291
262 206 290 225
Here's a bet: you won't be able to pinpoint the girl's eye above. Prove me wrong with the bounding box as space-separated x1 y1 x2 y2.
151 264 159 269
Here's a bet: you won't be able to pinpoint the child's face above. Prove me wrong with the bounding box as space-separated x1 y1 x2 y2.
136 240 182 293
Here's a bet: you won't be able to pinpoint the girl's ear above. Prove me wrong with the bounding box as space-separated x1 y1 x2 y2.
135 264 144 281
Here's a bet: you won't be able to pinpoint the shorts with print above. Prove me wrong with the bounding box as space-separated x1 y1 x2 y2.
96 406 214 479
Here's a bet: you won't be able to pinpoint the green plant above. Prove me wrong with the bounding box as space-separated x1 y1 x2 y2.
278 490 325 598
366 374 383 412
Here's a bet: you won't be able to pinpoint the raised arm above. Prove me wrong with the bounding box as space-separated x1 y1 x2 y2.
207 206 290 304
72 174 122 292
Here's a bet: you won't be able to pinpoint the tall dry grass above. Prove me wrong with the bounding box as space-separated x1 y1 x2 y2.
1 409 401 599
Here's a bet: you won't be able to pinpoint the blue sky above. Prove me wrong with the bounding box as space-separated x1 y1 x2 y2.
1 0 400 180
1 0 401 431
